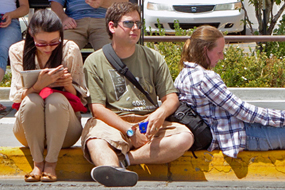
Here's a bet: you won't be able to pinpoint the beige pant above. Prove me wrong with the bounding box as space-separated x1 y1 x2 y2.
81 114 192 164
13 93 82 163
64 17 111 50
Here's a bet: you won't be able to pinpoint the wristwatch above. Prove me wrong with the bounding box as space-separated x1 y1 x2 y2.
126 128 135 137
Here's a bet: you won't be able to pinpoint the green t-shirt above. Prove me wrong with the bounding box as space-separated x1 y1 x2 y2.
84 44 177 115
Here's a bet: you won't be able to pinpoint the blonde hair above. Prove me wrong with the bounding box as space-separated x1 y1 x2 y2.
180 25 224 70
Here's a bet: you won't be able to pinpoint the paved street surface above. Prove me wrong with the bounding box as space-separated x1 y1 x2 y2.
1 180 285 190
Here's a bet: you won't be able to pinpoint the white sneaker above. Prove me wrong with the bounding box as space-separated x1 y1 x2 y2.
90 166 138 187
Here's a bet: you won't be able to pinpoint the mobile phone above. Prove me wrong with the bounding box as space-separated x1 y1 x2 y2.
139 121 148 134
47 67 64 72
0 14 6 23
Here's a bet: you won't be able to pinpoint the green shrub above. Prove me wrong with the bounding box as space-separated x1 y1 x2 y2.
144 20 192 81
214 45 285 87
0 68 11 87
146 41 285 87
257 14 285 59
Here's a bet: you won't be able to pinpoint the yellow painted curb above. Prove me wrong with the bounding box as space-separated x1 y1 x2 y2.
1 147 285 181
171 150 285 181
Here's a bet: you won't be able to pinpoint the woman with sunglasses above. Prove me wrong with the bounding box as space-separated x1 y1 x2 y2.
9 9 88 182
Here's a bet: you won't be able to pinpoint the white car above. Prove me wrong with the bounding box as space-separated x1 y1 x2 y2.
143 0 245 34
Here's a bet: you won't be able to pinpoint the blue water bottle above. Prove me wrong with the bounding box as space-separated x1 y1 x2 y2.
138 121 148 134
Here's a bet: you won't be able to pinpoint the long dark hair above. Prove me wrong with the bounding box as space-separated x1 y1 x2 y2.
23 9 63 70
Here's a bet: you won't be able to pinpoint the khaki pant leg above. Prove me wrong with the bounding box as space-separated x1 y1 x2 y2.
64 18 89 50
88 18 111 51
13 93 45 162
45 93 82 163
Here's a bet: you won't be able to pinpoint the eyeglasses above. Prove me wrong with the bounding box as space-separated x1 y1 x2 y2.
34 39 61 47
119 21 142 29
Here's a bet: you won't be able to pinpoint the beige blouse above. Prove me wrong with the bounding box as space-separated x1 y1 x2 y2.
9 40 89 105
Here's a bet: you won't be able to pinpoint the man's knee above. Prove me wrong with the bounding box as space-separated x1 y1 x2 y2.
86 138 110 153
175 132 194 152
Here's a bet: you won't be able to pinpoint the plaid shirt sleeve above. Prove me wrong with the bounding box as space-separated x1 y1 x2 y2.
201 72 285 127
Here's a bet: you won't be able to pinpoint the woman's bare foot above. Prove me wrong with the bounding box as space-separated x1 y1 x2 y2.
0 103 6 111
43 161 57 176
30 161 44 176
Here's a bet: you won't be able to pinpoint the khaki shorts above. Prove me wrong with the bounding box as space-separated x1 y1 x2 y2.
81 114 192 164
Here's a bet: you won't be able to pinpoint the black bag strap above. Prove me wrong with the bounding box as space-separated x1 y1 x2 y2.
102 44 158 108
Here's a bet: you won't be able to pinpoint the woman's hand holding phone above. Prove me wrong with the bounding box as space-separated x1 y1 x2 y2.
51 67 77 95
33 65 65 91
49 67 72 88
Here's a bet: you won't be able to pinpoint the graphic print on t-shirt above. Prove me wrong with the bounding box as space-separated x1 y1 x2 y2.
108 69 127 100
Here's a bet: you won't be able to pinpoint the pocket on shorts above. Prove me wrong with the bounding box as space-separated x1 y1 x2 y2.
245 136 271 151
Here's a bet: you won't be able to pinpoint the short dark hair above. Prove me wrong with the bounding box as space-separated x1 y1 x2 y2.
23 9 63 70
105 2 140 39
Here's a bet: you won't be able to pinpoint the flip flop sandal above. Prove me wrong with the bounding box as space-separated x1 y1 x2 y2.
41 172 57 182
24 173 41 182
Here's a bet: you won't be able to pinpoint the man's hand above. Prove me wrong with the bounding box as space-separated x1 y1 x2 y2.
62 17 77 30
144 93 180 141
145 109 166 141
51 1 76 30
129 128 148 148
85 0 103 8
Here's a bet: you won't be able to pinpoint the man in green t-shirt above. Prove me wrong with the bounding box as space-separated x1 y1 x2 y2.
82 2 194 187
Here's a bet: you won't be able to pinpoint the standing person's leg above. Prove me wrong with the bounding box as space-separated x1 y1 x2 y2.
43 93 82 181
89 18 111 51
0 19 22 111
244 122 285 151
13 94 45 182
64 18 89 50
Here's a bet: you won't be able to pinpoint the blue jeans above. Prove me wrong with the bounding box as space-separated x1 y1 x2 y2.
244 122 285 151
0 19 22 72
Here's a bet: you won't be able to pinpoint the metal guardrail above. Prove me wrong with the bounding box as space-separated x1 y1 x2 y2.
82 35 285 59
144 35 285 43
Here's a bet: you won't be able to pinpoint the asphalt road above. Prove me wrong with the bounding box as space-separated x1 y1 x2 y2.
1 180 285 190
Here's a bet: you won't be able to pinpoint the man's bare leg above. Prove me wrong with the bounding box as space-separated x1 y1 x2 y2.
129 132 193 165
87 138 120 166
87 138 138 187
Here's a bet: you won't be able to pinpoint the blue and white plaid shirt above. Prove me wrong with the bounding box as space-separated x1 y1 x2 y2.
174 62 285 158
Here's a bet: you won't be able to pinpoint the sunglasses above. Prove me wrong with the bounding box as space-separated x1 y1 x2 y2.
34 39 61 47
119 21 142 29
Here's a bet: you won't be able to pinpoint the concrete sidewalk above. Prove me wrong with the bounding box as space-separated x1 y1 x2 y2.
2 88 285 181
